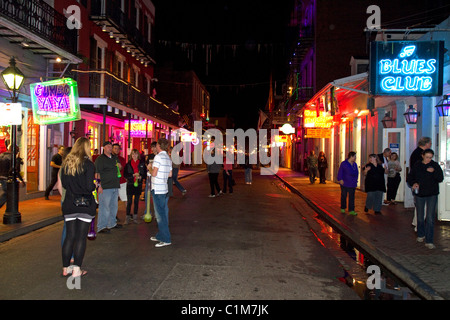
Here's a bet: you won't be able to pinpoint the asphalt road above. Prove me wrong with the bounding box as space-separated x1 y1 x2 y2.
0 169 359 301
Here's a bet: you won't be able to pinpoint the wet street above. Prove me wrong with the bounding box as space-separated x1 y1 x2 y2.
0 169 359 301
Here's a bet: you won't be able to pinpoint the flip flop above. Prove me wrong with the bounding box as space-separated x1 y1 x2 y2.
72 270 88 278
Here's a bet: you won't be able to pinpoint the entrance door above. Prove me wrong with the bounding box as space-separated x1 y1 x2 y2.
382 128 406 202
438 118 450 221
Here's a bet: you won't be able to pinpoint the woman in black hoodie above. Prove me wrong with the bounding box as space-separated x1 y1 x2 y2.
60 137 97 277
407 149 443 249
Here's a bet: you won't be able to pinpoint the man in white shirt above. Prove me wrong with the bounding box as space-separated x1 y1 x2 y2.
150 138 172 247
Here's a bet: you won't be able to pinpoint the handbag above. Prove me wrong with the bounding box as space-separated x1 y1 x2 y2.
73 194 92 207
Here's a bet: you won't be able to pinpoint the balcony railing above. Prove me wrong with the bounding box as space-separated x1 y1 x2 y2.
71 70 180 125
0 0 78 55
90 0 155 58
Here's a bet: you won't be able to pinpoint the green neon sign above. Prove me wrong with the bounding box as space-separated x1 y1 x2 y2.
30 78 81 125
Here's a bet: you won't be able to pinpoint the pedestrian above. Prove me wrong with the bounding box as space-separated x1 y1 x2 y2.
377 148 391 205
92 149 99 163
306 150 318 184
112 143 128 205
223 154 233 194
95 141 123 233
207 149 222 197
409 137 432 230
386 152 402 204
409 137 432 169
0 143 25 209
337 151 359 216
363 154 387 214
244 153 253 184
60 137 97 278
149 138 173 248
45 145 65 200
143 141 157 219
124 149 146 224
318 151 328 184
170 147 187 195
407 149 443 249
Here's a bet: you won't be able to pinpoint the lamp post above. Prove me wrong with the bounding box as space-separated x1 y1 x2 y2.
1 57 25 224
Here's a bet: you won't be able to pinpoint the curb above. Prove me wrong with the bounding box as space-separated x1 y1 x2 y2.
274 173 445 300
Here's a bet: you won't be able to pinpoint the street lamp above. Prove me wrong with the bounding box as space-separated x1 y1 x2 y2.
1 57 25 224
381 111 395 128
403 105 420 125
434 95 450 117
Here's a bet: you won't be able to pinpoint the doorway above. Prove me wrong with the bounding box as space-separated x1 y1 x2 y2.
382 128 406 202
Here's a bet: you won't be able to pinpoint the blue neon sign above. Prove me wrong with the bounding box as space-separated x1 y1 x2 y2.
370 41 444 96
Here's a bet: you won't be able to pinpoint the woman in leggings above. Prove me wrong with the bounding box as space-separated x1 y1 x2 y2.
60 137 97 277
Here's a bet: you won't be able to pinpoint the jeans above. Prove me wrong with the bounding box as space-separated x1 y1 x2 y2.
152 190 170 243
97 188 119 231
223 170 233 193
365 191 383 211
340 185 356 211
416 195 437 244
245 168 252 183
172 167 186 192
208 173 220 195
309 167 317 183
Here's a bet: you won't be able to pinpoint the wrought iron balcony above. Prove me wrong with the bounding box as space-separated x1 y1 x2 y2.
90 0 155 62
71 69 180 125
0 0 78 56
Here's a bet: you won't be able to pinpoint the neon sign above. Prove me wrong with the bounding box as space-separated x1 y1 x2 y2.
303 110 333 128
124 120 149 138
370 41 444 96
30 78 81 125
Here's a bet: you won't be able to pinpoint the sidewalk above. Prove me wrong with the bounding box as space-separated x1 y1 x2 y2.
275 167 450 300
0 167 204 243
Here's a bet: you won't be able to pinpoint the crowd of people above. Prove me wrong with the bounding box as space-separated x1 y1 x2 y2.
55 137 178 278
305 136 443 249
53 137 256 278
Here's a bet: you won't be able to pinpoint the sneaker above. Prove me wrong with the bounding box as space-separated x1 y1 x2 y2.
155 242 171 248
425 243 436 249
182 190 187 195
209 194 215 198
150 236 159 242
416 236 425 243
349 211 357 216
218 191 223 196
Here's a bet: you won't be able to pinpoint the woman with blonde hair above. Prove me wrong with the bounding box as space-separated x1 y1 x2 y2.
60 137 97 278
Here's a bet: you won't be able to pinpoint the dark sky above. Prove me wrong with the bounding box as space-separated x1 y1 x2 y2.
152 0 295 129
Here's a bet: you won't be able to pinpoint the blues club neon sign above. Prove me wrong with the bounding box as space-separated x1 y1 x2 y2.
370 41 444 96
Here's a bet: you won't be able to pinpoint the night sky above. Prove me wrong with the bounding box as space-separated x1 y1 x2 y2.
152 0 295 129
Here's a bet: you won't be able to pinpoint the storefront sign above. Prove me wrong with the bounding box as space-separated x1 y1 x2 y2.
370 41 444 96
0 103 22 126
30 78 81 125
124 120 148 138
305 128 331 139
303 110 333 128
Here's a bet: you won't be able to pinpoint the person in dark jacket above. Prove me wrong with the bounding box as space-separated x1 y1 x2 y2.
407 149 443 249
60 137 97 278
363 154 387 214
124 149 146 224
337 151 359 215
318 151 328 184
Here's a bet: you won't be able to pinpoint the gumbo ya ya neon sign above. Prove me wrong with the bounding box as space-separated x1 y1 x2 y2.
30 78 81 125
379 45 435 92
